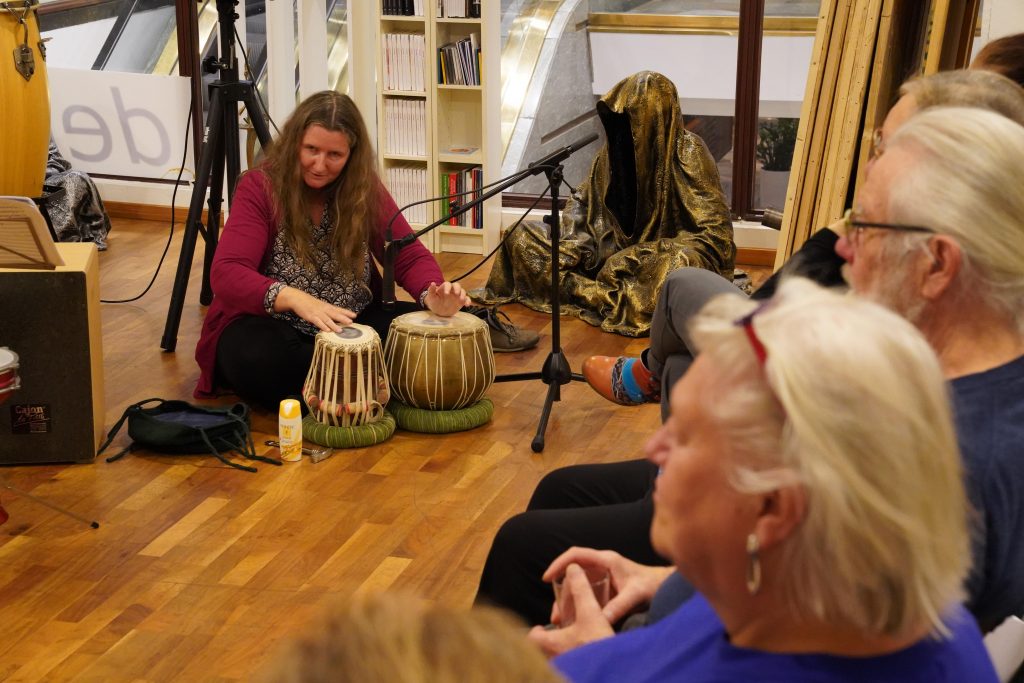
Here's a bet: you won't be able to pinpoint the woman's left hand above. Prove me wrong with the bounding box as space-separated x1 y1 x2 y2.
423 281 471 317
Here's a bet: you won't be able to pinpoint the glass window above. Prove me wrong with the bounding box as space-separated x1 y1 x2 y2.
499 0 821 213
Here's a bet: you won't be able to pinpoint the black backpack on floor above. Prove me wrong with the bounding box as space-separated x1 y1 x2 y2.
98 399 281 472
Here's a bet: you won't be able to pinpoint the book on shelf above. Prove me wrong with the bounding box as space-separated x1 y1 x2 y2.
382 0 423 17
384 99 426 156
382 32 425 92
439 166 483 228
385 164 428 225
434 0 477 17
437 0 478 18
437 33 480 85
443 145 479 155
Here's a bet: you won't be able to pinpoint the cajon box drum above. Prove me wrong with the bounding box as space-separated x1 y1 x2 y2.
0 0 50 197
0 244 105 463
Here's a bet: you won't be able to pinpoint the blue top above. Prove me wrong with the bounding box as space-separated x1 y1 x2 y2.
953 354 1024 633
555 594 997 683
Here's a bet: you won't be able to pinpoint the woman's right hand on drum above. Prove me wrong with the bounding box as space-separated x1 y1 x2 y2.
275 286 355 332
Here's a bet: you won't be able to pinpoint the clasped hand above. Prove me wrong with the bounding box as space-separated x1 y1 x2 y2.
526 547 674 658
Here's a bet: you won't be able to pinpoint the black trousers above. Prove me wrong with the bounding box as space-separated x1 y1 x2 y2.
215 301 419 411
473 269 738 625
474 458 665 626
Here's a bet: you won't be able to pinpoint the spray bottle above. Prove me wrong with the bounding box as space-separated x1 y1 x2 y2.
278 399 302 462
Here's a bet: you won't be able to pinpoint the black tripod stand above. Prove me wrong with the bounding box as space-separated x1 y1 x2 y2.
492 163 583 453
161 0 273 352
383 134 598 452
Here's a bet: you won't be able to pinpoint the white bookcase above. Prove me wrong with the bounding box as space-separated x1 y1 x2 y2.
374 1 500 254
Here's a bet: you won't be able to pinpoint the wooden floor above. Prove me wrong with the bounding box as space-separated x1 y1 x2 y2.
0 218 768 681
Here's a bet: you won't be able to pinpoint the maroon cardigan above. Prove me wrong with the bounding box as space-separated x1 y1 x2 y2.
194 169 443 398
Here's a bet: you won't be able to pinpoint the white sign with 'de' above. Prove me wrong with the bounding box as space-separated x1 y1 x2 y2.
48 68 194 180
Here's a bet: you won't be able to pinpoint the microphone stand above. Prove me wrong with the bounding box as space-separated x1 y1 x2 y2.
494 162 577 453
384 134 598 452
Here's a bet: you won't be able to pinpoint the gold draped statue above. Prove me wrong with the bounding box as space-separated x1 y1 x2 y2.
475 71 735 337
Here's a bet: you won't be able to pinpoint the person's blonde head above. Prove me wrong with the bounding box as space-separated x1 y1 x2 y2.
899 69 1024 126
261 90 379 271
884 106 1024 329
687 278 969 637
259 593 563 683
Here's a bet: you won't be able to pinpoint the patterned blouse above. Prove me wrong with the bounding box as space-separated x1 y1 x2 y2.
262 210 373 336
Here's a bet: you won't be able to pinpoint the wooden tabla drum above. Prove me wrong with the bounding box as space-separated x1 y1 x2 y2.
302 324 390 428
0 347 20 405
1 0 49 197
384 311 495 412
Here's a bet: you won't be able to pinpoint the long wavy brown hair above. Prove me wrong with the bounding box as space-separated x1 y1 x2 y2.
262 90 378 271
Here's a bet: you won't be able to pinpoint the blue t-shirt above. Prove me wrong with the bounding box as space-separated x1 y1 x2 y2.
953 354 1024 633
554 594 997 683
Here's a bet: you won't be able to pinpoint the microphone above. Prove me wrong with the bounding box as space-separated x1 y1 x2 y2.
526 133 600 174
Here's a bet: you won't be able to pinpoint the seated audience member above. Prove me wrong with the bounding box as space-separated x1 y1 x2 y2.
474 69 1024 628
542 279 997 683
474 71 735 337
258 592 564 683
194 91 471 409
972 32 1024 86
534 107 1024 656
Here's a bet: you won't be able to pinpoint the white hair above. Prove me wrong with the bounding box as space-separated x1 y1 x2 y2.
688 278 969 637
885 106 1024 329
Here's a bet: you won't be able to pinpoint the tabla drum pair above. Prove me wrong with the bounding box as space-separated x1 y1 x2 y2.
383 310 495 433
301 311 496 444
1 0 49 197
0 347 20 405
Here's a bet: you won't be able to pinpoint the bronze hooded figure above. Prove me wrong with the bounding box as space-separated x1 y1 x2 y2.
475 71 735 336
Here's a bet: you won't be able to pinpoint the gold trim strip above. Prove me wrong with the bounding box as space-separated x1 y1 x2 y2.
587 12 818 37
499 0 562 154
154 0 217 75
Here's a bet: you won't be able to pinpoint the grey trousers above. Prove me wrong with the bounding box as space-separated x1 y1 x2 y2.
647 267 746 420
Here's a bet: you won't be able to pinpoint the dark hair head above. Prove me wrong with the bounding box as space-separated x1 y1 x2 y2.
972 33 1024 88
262 90 379 270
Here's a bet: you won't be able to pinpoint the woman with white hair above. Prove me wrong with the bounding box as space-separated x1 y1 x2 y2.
549 279 997 682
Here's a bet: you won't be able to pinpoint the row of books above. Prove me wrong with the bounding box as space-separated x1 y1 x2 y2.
437 0 481 17
441 166 484 229
380 0 480 19
383 98 426 157
381 0 424 16
438 33 480 86
385 165 429 225
381 33 426 92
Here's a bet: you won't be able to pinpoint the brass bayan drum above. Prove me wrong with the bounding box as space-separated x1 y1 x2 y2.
302 325 390 428
1 0 49 197
384 311 495 411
